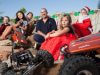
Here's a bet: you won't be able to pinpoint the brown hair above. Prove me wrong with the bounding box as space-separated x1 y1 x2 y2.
15 11 27 23
27 12 33 17
59 14 72 30
60 14 72 25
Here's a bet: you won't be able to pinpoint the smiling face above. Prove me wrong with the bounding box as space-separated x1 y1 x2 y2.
17 12 23 20
40 8 48 19
61 16 69 27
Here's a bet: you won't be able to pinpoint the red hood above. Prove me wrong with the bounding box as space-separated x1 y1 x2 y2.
67 32 100 53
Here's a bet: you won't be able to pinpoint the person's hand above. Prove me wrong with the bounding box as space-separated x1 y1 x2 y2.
19 26 24 30
51 30 55 33
19 19 23 23
45 33 50 39
19 26 22 28
49 30 55 34
17 20 23 26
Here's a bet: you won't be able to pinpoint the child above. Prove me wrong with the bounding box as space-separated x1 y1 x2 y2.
26 12 35 36
0 16 11 40
73 6 92 38
40 14 77 61
13 11 28 36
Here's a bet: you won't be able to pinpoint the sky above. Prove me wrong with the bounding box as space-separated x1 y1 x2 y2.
0 0 99 18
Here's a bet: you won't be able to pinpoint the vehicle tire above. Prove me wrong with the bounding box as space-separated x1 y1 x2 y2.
0 62 8 74
4 70 16 75
36 50 54 68
60 56 99 75
59 56 76 75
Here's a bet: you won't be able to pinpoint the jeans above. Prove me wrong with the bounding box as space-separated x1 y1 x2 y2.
33 34 45 44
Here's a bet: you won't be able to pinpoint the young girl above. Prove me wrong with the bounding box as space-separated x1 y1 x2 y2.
73 6 92 38
40 14 77 61
14 11 28 36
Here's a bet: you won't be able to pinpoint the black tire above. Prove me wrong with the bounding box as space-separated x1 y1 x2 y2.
59 56 76 75
60 56 99 75
0 62 8 74
36 50 54 68
4 70 16 75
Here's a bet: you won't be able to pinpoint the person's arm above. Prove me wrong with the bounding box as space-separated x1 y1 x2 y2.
80 18 92 29
28 19 35 26
14 19 24 27
50 27 70 37
76 18 91 28
14 21 20 27
37 30 46 37
35 20 46 37
19 25 27 31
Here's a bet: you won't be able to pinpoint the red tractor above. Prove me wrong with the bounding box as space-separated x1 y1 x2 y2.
59 32 100 75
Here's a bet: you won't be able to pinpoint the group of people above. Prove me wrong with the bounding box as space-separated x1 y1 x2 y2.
0 11 35 40
0 6 93 61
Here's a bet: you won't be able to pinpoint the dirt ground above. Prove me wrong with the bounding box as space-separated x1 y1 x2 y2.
0 44 63 75
33 62 62 75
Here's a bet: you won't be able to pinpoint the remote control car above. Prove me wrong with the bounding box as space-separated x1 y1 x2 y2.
0 29 54 75
59 32 100 75
0 50 54 75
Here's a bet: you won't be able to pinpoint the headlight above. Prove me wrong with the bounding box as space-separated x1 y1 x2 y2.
60 44 68 54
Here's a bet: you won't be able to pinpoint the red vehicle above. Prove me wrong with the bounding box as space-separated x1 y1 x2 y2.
59 32 100 75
